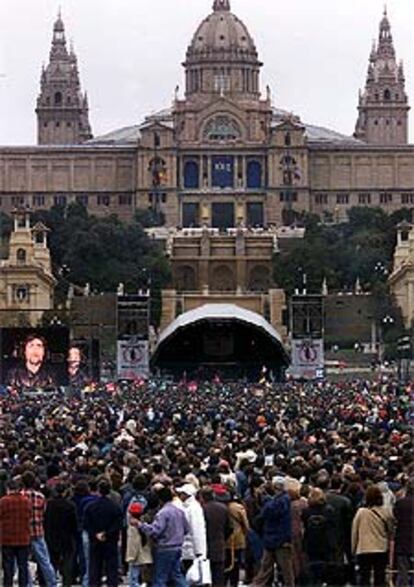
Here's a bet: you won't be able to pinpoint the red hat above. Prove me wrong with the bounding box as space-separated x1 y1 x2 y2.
129 502 144 516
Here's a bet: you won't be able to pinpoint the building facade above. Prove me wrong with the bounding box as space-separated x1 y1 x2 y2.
0 210 56 326
0 1 414 227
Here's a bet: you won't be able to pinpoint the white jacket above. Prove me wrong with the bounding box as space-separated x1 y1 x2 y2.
181 496 207 561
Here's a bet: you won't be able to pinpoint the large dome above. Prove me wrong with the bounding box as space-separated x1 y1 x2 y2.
187 0 258 63
183 1 262 99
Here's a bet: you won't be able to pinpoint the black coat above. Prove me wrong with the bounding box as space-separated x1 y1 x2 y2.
83 496 123 544
45 497 78 552
202 501 232 563
394 495 414 555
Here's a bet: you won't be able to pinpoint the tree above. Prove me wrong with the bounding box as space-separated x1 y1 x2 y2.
33 204 171 324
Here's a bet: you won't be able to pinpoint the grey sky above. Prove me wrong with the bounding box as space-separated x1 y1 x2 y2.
1 0 414 145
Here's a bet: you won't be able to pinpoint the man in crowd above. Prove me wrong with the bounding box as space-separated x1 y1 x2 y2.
44 482 78 587
139 486 189 587
21 470 57 587
393 477 414 587
83 478 123 587
176 483 207 573
0 478 31 587
200 486 233 587
252 477 295 587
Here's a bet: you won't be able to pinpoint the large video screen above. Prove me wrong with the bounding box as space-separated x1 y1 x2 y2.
0 328 70 389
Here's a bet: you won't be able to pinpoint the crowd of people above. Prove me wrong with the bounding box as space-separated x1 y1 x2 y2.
0 376 413 587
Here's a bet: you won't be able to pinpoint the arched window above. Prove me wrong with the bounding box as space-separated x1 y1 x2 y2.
54 91 62 106
248 265 270 292
247 160 262 188
211 265 236 292
16 248 26 265
203 116 241 142
384 89 391 101
176 266 197 292
184 161 199 189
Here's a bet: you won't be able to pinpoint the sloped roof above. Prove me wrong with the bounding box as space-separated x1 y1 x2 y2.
88 106 363 147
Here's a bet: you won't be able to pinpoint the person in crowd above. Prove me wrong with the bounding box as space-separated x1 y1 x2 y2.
83 478 124 587
224 489 249 587
302 487 336 586
139 485 189 587
21 470 57 587
317 471 353 585
285 477 307 584
393 477 414 587
352 484 395 587
44 482 78 587
200 486 233 587
0 375 413 586
125 501 153 587
176 483 207 573
252 477 295 587
0 478 31 587
72 478 100 587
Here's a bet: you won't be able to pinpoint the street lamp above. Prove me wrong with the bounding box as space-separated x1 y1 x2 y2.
379 314 395 364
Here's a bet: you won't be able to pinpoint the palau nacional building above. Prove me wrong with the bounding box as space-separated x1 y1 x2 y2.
2 0 414 375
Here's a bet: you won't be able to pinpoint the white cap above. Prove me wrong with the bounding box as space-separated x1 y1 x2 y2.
176 483 197 497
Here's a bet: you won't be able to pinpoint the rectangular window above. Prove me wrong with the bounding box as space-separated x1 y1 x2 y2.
280 192 297 203
246 202 264 227
212 202 235 230
33 195 46 207
211 156 234 188
11 196 26 207
358 193 371 205
401 193 414 205
12 196 25 208
76 194 89 207
315 193 328 205
336 193 349 205
380 192 393 204
182 203 200 228
118 194 132 206
97 195 110 206
53 194 67 206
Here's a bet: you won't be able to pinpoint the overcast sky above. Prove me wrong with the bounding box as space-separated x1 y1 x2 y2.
1 0 414 145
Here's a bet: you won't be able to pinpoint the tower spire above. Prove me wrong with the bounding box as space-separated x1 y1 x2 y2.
354 8 409 145
213 0 230 11
36 14 92 145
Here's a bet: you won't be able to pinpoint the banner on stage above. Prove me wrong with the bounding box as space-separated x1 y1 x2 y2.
117 339 149 379
290 338 324 380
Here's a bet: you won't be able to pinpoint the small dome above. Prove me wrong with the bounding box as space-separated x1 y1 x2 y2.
54 14 65 33
186 1 258 64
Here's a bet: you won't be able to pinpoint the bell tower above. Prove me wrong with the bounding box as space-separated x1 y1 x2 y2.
355 8 409 144
36 12 92 145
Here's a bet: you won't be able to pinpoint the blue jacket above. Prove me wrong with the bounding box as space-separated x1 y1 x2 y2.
140 502 189 550
258 492 292 549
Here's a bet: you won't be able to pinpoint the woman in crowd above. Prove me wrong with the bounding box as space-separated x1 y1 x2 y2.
351 484 395 587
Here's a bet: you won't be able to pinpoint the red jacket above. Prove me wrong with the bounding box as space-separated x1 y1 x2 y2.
0 492 31 546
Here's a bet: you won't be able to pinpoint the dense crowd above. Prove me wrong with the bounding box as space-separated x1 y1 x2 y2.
0 377 413 587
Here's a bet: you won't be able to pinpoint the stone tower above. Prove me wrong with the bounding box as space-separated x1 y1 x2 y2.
36 12 92 145
355 8 409 145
